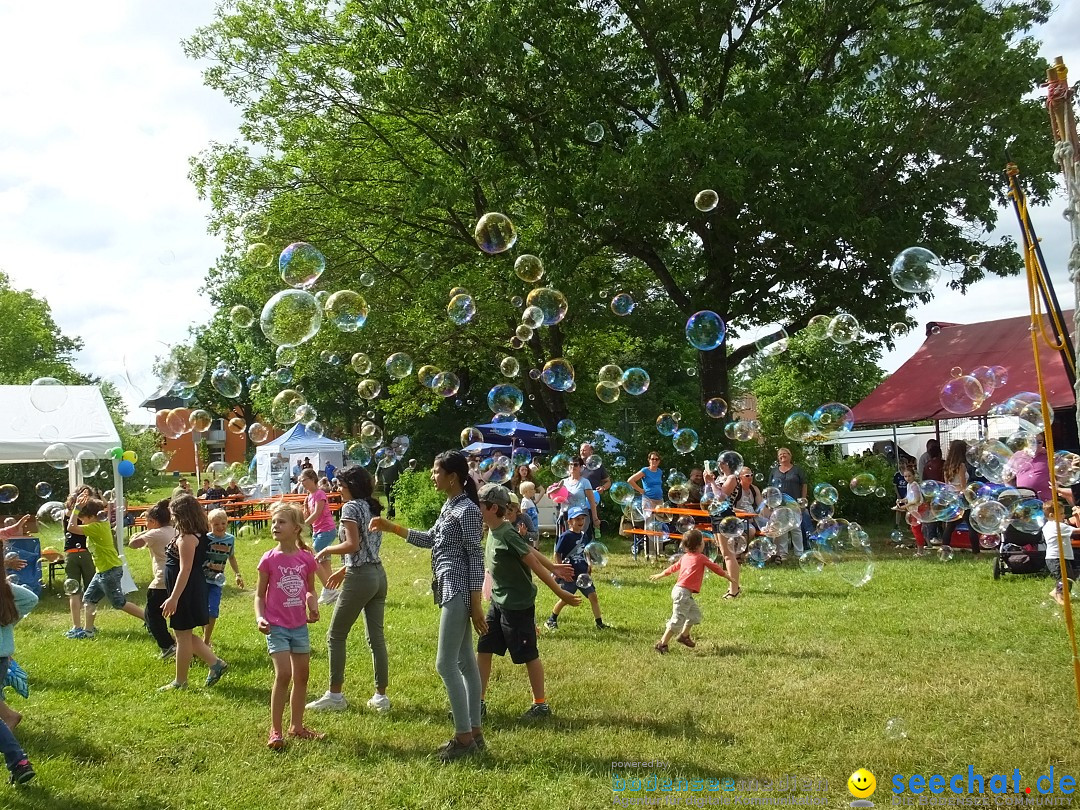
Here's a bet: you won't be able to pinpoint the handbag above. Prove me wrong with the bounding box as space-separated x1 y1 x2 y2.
547 482 570 504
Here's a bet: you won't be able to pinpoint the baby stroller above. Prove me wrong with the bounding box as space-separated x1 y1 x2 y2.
992 524 1046 580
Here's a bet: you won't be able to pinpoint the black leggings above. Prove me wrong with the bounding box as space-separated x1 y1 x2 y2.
145 588 176 651
941 512 978 553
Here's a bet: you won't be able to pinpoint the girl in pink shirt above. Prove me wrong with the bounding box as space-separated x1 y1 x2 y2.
255 503 322 749
650 530 731 654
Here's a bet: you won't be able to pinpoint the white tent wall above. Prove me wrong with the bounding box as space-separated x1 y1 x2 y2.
0 385 135 593
254 423 345 495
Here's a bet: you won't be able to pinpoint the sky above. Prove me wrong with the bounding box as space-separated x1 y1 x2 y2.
0 0 1077 419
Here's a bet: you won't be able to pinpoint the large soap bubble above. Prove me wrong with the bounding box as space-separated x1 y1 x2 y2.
488 384 524 415
694 189 719 212
812 402 855 435
325 290 369 332
279 242 326 289
672 428 699 454
474 213 517 254
43 443 74 470
271 389 307 424
357 379 382 399
447 293 476 325
431 372 460 397
350 352 372 374
890 247 943 294
514 255 544 283
939 375 985 414
610 293 635 316
705 398 728 419
584 122 605 143
29 377 67 412
621 367 650 395
167 345 208 389
826 313 860 345
541 359 575 392
685 311 725 351
783 412 817 442
461 427 483 448
385 352 414 380
260 289 323 346
211 366 243 399
596 382 620 403
751 324 788 357
229 305 255 328
525 288 569 326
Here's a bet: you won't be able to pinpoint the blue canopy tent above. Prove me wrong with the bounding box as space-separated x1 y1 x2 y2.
461 441 513 456
472 419 550 453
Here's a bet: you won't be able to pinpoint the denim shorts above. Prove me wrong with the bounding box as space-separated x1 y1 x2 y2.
312 530 337 553
83 565 126 609
206 583 223 618
266 624 310 655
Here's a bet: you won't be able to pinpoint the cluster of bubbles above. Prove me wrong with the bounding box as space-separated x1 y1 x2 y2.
653 412 699 455
782 402 856 443
939 364 1009 415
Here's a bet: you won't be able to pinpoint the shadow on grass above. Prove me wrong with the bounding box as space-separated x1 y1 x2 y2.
17 722 109 766
9 788 171 810
690 643 827 660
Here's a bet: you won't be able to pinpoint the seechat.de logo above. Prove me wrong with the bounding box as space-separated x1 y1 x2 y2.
848 768 877 807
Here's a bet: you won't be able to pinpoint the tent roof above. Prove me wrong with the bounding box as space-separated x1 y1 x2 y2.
473 419 548 435
851 314 1076 426
0 385 121 462
461 441 512 455
257 422 345 453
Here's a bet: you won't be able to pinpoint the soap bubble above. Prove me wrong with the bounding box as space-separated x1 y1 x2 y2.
230 305 255 328
888 322 907 340
357 272 375 287
597 364 623 384
610 293 635 316
245 242 275 268
525 287 569 326
1009 498 1045 533
763 487 783 509
36 500 66 524
33 481 52 499
149 451 171 472
1054 451 1080 486
585 542 609 567
939 546 954 562
385 352 413 380
43 443 74 470
357 379 382 399
694 189 719 212
239 210 270 240
826 313 860 345
279 242 326 289
211 366 243 399
656 413 678 437
489 413 518 436
274 346 297 367
511 447 533 468
849 473 877 496
188 409 213 433
585 454 603 471
804 315 832 339
596 382 621 403
752 323 788 356
783 412 816 442
798 549 826 574
969 500 1009 534
621 367 650 395
557 419 576 438
480 455 512 484
325 290 370 332
168 345 208 388
500 357 520 378
748 537 777 568
812 402 855 435
271 389 307 424
705 398 728 419
672 428 699 454
360 422 384 450
488 384 524 415
584 122 605 142
447 293 476 325
520 306 546 330
939 375 985 414
474 212 517 254
890 247 943 294
575 573 593 590
29 377 67 412
541 359 575 392
550 453 572 478
351 352 372 374
668 484 690 504
884 717 909 740
417 365 440 388
461 427 483 448
814 483 839 505
295 404 318 426
431 371 460 397
63 577 81 596
685 311 726 351
514 254 544 283
0 485 18 504
725 420 755 441
246 423 269 444
609 481 635 506
260 289 322 346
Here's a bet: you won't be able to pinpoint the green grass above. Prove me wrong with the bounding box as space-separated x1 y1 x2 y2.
5 523 1080 809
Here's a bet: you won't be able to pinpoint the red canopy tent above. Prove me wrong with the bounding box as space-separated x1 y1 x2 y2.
851 313 1076 426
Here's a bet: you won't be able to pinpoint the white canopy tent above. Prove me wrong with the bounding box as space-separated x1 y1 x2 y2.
255 423 345 495
0 385 135 591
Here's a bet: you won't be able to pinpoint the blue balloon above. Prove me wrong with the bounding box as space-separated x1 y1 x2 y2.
117 460 135 477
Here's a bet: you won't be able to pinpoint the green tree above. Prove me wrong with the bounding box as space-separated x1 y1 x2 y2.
0 270 85 384
184 0 1056 441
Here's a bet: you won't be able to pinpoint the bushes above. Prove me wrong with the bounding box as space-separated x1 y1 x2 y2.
390 469 445 529
805 453 899 526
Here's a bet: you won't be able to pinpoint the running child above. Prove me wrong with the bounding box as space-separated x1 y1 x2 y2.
255 502 322 749
301 468 339 605
203 509 244 648
127 499 176 659
649 529 732 653
544 506 612 631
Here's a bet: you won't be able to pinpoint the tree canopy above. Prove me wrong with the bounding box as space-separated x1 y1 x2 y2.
182 0 1056 448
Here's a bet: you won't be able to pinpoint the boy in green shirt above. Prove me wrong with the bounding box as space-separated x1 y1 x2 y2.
475 483 580 724
66 492 145 637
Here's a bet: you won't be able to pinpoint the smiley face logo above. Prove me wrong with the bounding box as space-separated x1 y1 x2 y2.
848 769 876 799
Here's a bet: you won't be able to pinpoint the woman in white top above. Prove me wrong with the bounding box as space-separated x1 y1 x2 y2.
702 452 742 598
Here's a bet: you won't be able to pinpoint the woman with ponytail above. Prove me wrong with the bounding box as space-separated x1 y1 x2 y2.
369 451 486 762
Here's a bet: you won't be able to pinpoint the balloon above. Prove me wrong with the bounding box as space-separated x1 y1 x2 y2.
117 460 135 478
122 450 138 464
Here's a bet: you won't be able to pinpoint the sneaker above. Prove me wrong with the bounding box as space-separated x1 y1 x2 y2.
317 588 340 605
366 693 391 714
160 645 176 661
473 733 487 751
158 680 187 691
65 627 87 639
544 617 558 631
437 737 478 763
307 691 349 711
205 659 229 687
83 628 96 639
10 759 34 786
595 620 613 630
520 702 551 719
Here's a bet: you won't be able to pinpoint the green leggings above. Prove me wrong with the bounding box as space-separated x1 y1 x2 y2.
326 564 388 690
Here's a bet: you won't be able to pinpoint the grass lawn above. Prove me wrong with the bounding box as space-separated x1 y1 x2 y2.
3 520 1079 809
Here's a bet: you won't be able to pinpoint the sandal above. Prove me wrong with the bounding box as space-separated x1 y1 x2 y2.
723 589 741 599
654 642 668 654
288 726 327 740
676 634 696 648
267 731 285 750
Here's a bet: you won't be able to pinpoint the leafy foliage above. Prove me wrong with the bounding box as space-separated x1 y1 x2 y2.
389 468 445 529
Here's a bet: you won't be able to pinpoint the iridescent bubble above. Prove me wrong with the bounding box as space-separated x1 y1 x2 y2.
939 375 985 414
447 293 476 325
511 447 533 468
0 484 18 504
521 306 545 330
168 345 208 389
37 501 66 525
500 357 520 378
28 377 67 412
752 324 789 356
528 368 541 381
357 378 382 399
385 352 414 380
514 254 545 283
596 382 621 403
672 428 699 455
239 210 270 240
514 326 534 344
805 314 832 339
230 305 255 328
748 537 777 568
939 545 954 562
656 413 678 437
826 313 860 345
541 359 575 392
325 290 370 332
211 366 243 399
705 398 728 419
610 293 635 316
33 481 52 499
950 366 963 378
525 288 569 326
474 212 517 254
488 384 524 415
668 484 690 505
279 242 326 289
783 412 817 442
888 322 907 340
189 409 213 433
431 371 460 397
43 443 74 470
724 420 755 442
814 483 839 505
685 311 726 351
271 389 307 424
621 367 650 395
244 422 267 445
812 402 855 435
609 481 634 506
358 272 375 287
245 242 275 268
969 500 1009 534
461 427 483 448
550 453 572 478
850 473 877 496
694 189 719 213
1009 498 1045 533
260 289 322 347
510 296 523 308
584 122 605 142
890 247 943 294
490 413 517 436
350 352 372 375
295 404 318 426
556 419 576 438
798 549 826 574
597 364 623 384
149 451 170 472
417 365 440 388
360 422 384 450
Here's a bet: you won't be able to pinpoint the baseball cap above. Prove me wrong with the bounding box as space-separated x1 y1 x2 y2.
478 483 510 507
567 505 589 519
507 491 520 506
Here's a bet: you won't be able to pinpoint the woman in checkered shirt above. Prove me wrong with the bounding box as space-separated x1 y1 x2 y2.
370 451 488 761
